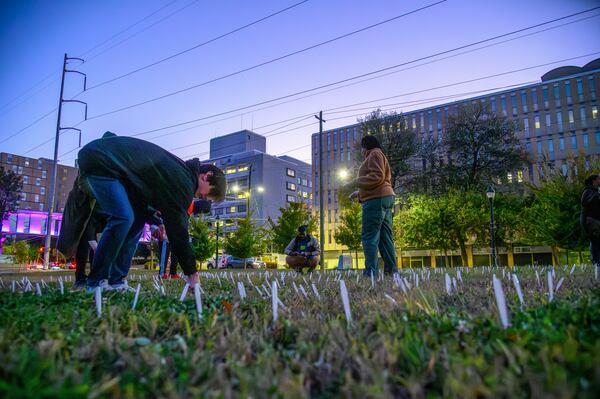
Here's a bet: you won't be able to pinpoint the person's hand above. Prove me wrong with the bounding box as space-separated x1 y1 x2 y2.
349 190 359 201
290 251 298 256
186 272 199 287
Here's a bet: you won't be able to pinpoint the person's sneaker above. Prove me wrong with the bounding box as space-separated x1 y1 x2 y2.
170 274 181 279
110 280 136 293
161 273 170 279
71 280 87 291
85 280 111 293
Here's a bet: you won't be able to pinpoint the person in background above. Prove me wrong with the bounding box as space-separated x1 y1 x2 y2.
346 135 398 277
580 174 600 265
284 226 320 273
59 132 226 292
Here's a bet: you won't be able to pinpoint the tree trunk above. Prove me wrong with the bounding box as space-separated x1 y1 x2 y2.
355 249 359 270
579 251 583 265
551 246 559 266
459 241 468 267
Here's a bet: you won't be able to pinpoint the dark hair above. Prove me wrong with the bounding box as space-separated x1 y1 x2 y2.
186 159 227 201
298 225 307 234
584 174 600 186
361 135 382 151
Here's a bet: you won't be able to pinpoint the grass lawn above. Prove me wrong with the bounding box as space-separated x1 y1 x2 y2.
0 265 599 398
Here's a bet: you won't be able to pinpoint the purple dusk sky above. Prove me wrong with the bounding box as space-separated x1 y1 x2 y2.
0 0 598 166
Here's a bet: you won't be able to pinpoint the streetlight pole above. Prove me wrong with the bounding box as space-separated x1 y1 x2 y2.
215 215 220 268
486 185 498 267
315 111 326 271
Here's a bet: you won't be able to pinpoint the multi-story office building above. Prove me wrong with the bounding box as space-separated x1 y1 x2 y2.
0 153 78 212
204 130 312 232
312 58 600 261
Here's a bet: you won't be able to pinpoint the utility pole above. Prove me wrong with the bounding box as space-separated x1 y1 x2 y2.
215 215 220 268
315 111 326 271
43 53 87 269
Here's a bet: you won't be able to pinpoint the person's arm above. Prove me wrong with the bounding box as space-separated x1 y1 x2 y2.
354 151 387 190
163 208 196 277
284 238 297 255
310 237 320 256
582 188 600 209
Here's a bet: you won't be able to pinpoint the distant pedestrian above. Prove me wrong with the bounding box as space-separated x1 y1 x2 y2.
346 135 398 277
284 226 320 273
580 174 600 265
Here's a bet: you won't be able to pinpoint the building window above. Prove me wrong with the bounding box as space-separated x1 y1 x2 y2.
286 195 296 203
596 131 600 146
583 133 589 149
556 111 563 131
565 81 572 104
536 141 542 155
40 187 46 195
548 138 554 154
34 194 40 203
39 203 44 211
491 97 496 113
543 86 549 108
571 134 577 150
328 230 332 245
545 113 551 132
521 91 528 113
17 166 23 174
534 115 540 130
42 170 47 179
7 154 12 164
559 135 565 151
511 93 517 115
24 158 30 167
517 170 523 183
501 96 507 116
227 206 237 214
287 182 296 191
35 178 41 186
553 84 560 106
286 168 295 177
507 172 513 184
523 118 529 133
580 107 586 127
525 140 531 152
568 110 575 125
532 88 538 110
577 79 584 101
23 176 29 184
238 204 247 213
20 192 26 201
561 163 568 176
589 76 597 100
237 164 249 172
37 159 43 169
593 105 598 119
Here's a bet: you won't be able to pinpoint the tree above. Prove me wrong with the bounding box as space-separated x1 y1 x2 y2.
357 109 417 194
334 201 362 268
0 167 23 254
521 156 596 264
443 103 528 191
268 202 317 253
397 190 488 266
13 240 30 265
189 215 216 264
224 216 266 268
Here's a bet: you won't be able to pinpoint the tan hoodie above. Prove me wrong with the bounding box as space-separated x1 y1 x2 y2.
355 148 395 202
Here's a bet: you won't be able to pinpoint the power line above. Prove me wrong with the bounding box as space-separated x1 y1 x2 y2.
0 108 57 145
83 0 448 120
0 0 178 118
80 6 600 129
86 0 310 91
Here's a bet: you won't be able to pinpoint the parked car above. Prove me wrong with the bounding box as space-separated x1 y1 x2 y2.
225 256 264 269
207 256 228 269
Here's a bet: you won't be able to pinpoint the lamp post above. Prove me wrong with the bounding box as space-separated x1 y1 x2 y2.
486 185 498 267
215 215 220 268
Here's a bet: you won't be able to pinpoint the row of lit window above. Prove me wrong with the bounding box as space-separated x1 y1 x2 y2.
224 164 250 174
524 131 600 153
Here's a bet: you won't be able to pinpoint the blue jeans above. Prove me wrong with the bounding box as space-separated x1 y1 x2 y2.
83 176 145 287
362 195 398 277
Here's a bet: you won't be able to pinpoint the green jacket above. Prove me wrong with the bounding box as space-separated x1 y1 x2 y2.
66 134 199 275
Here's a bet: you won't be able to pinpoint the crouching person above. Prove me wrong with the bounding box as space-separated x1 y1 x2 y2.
284 226 320 273
60 132 225 292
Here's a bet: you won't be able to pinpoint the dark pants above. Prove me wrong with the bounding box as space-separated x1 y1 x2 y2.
74 214 102 283
590 239 600 265
83 176 146 287
361 195 398 277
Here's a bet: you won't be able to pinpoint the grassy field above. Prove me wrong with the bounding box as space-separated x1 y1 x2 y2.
0 266 599 398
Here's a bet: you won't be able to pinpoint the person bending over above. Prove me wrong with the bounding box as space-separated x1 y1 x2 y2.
284 226 320 273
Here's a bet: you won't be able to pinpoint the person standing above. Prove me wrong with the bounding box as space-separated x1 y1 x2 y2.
59 133 226 291
581 174 600 265
346 135 398 277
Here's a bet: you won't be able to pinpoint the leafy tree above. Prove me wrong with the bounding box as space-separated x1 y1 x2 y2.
13 240 30 265
521 156 595 264
443 103 528 191
397 190 488 266
268 202 317 253
356 109 417 194
334 201 362 268
189 216 216 264
0 167 23 254
224 216 266 268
